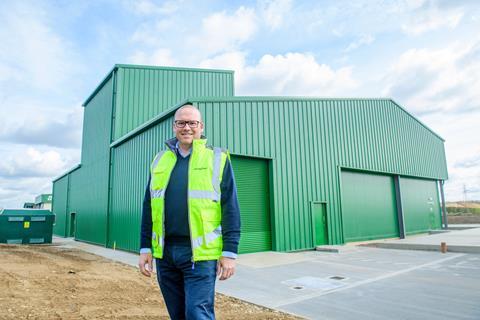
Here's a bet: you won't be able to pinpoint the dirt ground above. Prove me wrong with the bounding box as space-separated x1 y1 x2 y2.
0 245 300 320
448 215 480 224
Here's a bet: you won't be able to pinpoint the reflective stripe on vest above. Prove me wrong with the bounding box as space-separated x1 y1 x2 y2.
188 190 220 201
152 231 164 248
150 189 165 199
191 225 222 250
212 147 222 197
150 150 165 172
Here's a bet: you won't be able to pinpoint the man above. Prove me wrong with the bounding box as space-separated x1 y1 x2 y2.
139 103 241 320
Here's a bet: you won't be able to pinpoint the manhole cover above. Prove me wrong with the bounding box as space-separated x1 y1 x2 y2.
282 276 346 291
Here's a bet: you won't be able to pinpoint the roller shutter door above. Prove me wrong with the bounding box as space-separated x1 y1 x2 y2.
400 177 442 235
341 170 399 242
230 156 271 253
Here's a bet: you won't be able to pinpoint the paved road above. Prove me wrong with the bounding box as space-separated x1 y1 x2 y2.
217 247 480 319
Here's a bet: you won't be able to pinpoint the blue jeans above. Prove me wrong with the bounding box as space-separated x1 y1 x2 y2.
156 244 217 320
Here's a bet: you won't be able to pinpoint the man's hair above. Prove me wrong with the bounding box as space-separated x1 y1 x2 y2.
174 103 202 120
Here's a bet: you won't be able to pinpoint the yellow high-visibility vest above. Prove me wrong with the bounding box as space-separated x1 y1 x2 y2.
150 138 228 261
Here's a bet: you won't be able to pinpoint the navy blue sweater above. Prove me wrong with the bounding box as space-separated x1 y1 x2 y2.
140 146 241 255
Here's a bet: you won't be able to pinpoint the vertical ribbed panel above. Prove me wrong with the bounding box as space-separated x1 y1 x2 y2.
341 170 399 242
108 97 447 252
109 115 174 251
113 66 234 140
69 75 114 245
231 156 272 253
195 98 447 251
52 175 68 237
400 177 442 235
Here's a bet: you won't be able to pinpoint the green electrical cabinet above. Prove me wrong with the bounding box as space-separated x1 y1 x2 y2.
0 209 55 244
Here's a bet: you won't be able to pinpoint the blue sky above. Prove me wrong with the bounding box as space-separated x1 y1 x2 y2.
0 0 479 208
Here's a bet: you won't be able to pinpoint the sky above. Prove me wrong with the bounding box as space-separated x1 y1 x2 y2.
0 0 479 208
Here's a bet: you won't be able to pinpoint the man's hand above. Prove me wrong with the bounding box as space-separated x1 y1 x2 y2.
217 256 236 280
139 252 153 277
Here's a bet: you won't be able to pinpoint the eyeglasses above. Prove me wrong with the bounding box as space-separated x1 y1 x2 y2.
174 120 201 128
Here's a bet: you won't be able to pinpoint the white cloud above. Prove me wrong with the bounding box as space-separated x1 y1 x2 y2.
126 0 179 16
0 176 54 209
383 40 480 114
199 51 246 73
188 6 257 56
0 147 71 178
344 34 375 52
258 0 292 30
130 20 173 46
0 100 83 148
200 51 357 96
402 5 464 35
386 0 428 14
384 39 480 201
128 48 177 67
419 110 480 201
0 143 80 208
0 2 77 91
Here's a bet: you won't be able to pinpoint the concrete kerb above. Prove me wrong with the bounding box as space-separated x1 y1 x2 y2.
315 244 361 253
360 242 480 254
360 226 480 254
317 225 480 255
447 224 480 230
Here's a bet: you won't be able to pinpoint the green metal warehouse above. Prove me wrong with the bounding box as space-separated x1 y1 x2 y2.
52 64 448 253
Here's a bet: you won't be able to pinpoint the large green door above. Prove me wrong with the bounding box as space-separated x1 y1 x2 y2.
341 171 399 242
312 202 328 246
69 212 76 237
230 156 271 253
400 177 442 235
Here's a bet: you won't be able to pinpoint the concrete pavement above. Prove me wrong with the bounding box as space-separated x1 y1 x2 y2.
216 246 480 319
361 225 480 254
53 226 480 319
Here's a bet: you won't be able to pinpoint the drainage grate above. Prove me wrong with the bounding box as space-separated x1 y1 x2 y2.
329 276 346 280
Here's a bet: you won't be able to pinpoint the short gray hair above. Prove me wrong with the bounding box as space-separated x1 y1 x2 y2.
174 103 202 121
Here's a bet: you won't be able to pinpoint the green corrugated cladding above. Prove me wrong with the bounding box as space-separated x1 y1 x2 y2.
108 97 447 252
112 65 234 140
53 70 114 243
400 177 442 235
193 98 447 251
52 65 234 247
71 75 114 245
52 174 68 237
109 115 174 251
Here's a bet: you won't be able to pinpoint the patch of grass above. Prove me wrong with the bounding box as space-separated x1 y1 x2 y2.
447 207 480 215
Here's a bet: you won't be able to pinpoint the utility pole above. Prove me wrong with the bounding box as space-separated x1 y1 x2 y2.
463 184 469 214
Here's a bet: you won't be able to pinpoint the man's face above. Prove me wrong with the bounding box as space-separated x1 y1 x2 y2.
173 107 204 146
